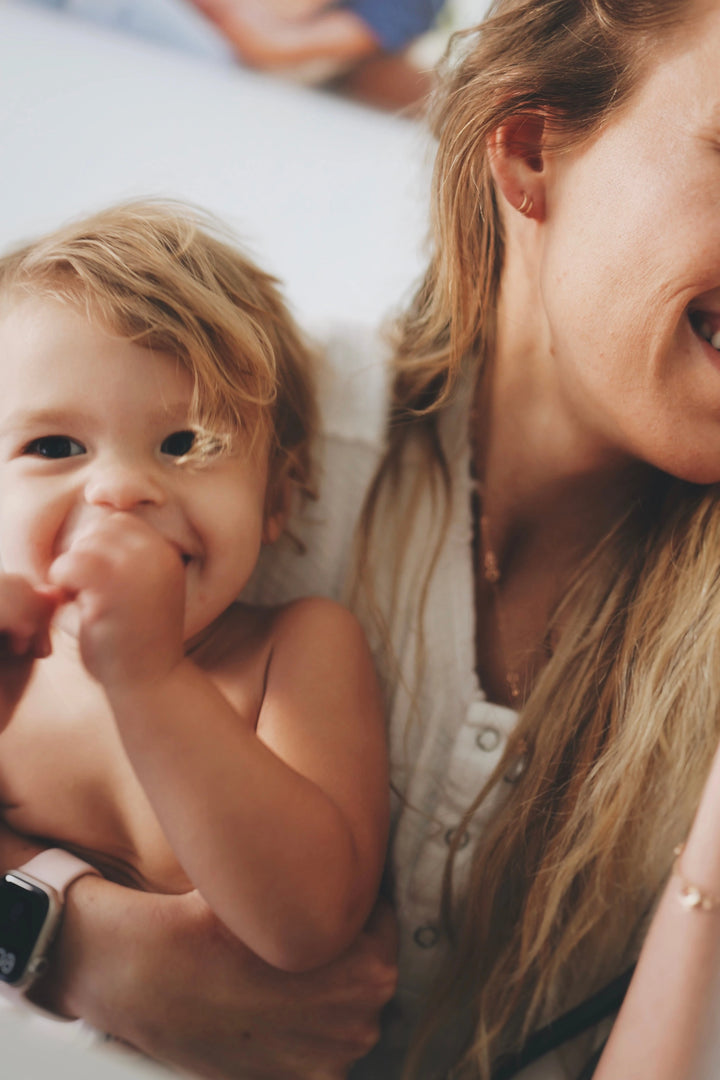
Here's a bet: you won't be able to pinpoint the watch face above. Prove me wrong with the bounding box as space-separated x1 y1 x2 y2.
0 875 50 985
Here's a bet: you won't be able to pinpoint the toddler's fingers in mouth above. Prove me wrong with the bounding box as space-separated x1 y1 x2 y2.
35 582 74 607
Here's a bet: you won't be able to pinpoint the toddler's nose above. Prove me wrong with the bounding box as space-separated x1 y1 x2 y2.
84 461 166 511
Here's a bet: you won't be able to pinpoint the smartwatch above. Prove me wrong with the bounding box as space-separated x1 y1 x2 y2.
0 849 99 992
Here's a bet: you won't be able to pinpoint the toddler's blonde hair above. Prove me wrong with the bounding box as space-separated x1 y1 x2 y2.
0 200 317 520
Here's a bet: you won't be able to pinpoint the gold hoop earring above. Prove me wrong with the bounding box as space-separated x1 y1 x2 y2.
518 192 533 215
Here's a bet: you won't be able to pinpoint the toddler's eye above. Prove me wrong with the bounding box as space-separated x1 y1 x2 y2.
161 430 196 457
23 436 85 459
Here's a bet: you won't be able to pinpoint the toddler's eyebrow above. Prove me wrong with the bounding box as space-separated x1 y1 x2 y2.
0 402 192 434
0 407 74 435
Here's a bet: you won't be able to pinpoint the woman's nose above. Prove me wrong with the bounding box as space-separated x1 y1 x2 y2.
84 461 166 511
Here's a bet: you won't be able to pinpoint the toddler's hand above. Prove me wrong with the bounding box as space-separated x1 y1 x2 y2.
48 514 186 692
0 575 61 729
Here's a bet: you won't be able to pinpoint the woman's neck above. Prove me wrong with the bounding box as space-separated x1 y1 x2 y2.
470 338 658 707
475 307 657 581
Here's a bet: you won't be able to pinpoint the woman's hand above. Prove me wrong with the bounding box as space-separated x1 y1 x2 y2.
35 880 398 1080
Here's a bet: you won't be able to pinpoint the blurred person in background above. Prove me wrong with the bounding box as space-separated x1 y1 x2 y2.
20 0 487 110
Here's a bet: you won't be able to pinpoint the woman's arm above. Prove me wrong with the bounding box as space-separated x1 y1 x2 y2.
593 742 720 1079
32 877 398 1080
0 825 398 1077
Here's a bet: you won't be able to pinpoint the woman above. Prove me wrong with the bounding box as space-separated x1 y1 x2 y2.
11 0 720 1077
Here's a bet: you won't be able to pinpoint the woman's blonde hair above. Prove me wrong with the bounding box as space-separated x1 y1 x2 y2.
0 200 317 518
355 2 715 1077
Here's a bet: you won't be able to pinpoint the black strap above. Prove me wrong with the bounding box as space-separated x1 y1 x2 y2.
490 967 634 1080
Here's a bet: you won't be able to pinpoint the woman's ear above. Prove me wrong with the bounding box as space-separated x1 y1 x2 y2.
486 112 547 221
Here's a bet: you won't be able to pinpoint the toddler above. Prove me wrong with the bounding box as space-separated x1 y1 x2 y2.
0 201 389 974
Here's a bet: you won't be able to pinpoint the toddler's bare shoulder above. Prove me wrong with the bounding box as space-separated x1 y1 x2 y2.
268 596 366 646
220 597 358 639
207 600 370 684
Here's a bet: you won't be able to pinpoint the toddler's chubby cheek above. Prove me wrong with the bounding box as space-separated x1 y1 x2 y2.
0 547 45 590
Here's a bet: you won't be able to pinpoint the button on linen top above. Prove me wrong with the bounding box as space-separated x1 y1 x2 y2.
244 324 608 1080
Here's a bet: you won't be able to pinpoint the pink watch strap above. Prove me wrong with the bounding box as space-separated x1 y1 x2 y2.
17 849 100 897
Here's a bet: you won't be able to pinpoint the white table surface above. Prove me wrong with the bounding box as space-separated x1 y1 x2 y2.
0 3 433 1075
0 0 432 328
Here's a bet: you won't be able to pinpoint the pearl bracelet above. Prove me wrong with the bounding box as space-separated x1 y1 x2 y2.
673 843 720 912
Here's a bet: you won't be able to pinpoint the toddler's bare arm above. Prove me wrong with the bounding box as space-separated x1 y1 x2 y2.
103 598 389 972
98 600 388 972
48 513 388 971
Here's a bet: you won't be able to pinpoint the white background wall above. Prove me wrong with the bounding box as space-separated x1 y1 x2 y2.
0 0 433 329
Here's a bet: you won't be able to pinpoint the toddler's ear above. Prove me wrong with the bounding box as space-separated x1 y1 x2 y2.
262 473 292 545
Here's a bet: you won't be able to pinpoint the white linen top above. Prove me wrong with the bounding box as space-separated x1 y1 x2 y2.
244 324 611 1080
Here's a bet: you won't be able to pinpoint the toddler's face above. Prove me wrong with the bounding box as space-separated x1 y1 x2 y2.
0 296 277 642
